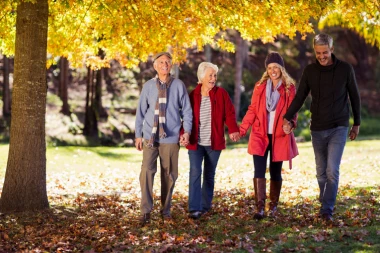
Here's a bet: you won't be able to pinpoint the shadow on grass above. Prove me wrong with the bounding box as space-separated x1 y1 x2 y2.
92 149 142 164
94 150 129 160
46 145 142 163
0 185 379 252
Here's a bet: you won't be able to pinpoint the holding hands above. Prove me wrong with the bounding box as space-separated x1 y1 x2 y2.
282 118 294 135
180 132 190 146
229 132 241 142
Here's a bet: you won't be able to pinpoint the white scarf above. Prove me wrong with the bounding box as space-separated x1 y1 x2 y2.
266 79 282 112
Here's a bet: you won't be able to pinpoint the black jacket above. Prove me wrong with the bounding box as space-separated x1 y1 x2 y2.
284 54 361 131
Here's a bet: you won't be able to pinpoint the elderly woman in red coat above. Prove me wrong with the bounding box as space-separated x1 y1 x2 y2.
181 62 240 220
240 52 298 219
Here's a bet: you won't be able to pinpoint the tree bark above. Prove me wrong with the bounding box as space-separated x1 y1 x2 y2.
2 55 11 118
0 0 49 212
95 67 108 119
343 30 371 80
83 67 98 137
104 66 114 94
234 32 246 120
204 44 212 62
59 57 71 116
295 33 308 82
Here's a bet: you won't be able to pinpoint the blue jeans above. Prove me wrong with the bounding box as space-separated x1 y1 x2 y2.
188 145 221 213
311 126 348 216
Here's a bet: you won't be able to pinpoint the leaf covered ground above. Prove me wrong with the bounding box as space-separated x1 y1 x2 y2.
0 140 379 252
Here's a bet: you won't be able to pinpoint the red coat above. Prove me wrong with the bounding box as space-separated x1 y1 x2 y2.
187 84 239 151
240 80 298 164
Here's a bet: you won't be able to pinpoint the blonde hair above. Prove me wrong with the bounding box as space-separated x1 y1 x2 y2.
197 62 219 83
258 63 296 89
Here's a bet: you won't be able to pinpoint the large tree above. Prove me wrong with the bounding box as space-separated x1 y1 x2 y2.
0 0 49 212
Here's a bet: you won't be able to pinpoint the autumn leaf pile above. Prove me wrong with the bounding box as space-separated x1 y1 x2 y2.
0 141 379 252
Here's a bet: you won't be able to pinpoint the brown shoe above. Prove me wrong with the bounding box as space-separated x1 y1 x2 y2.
139 213 151 226
253 178 266 220
268 180 282 217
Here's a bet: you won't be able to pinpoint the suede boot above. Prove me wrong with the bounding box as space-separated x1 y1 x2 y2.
268 180 282 217
253 178 266 220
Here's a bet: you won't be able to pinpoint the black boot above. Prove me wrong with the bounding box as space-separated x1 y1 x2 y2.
268 180 282 217
139 213 151 226
253 178 266 220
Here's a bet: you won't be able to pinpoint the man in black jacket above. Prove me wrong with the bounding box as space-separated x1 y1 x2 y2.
283 33 361 222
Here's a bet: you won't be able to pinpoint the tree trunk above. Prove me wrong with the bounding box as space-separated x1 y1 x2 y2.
295 33 308 82
59 57 71 116
0 0 49 212
83 67 98 137
104 66 114 94
344 30 371 80
2 55 11 118
204 44 212 62
95 67 108 119
173 64 179 79
234 32 246 120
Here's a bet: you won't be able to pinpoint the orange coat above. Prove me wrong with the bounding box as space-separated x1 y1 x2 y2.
240 80 298 165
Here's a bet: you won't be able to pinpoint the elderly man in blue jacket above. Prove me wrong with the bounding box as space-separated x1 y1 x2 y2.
135 52 192 225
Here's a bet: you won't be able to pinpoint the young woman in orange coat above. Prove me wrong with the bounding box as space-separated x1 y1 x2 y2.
240 52 298 219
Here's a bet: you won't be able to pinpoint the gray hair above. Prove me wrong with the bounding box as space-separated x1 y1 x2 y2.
313 33 333 48
197 62 219 83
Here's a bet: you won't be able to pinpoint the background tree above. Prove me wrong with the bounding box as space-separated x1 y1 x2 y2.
58 57 71 116
95 49 108 120
2 55 11 119
233 31 247 120
83 67 98 139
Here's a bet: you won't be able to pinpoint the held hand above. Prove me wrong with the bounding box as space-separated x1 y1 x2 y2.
235 132 241 141
135 137 143 151
239 127 246 137
229 132 241 142
349 125 360 141
282 118 293 135
180 132 190 146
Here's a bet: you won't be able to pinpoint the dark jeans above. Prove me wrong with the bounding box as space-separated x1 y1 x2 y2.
311 126 348 216
188 145 221 212
253 134 283 181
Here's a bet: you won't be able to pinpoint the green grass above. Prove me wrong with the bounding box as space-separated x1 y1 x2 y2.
0 144 142 177
0 140 379 252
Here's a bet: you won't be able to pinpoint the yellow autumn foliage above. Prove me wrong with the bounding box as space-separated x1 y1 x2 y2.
0 0 378 68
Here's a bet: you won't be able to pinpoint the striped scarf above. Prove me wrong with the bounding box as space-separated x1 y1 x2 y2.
147 76 174 148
